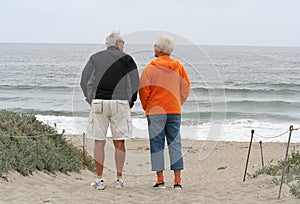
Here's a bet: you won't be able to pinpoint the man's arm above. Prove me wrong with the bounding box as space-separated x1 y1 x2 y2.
128 57 140 108
80 57 96 99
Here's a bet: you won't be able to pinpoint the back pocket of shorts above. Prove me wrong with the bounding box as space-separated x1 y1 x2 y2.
117 100 129 113
92 101 103 114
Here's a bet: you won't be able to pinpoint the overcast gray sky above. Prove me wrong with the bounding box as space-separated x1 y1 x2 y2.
0 0 299 46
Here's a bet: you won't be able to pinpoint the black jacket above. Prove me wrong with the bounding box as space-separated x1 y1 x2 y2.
80 46 139 107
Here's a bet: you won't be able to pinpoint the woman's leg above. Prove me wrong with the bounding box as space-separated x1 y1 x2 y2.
165 114 183 181
147 114 167 172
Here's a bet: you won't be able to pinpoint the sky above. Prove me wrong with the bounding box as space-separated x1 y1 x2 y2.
0 0 299 46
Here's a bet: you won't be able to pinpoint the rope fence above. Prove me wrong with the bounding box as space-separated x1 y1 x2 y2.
293 126 300 131
242 125 300 200
254 129 289 139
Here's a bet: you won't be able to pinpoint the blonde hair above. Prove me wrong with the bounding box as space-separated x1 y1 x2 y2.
155 35 175 55
105 31 123 47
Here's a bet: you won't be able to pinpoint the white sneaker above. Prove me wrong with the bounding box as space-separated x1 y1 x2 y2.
114 177 125 188
90 178 105 190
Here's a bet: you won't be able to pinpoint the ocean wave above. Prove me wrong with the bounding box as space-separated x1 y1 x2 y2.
0 84 77 91
192 86 300 94
225 100 299 107
230 82 300 91
182 111 300 124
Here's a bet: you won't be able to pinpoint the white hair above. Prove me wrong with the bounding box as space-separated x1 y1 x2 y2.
105 31 123 47
155 35 175 55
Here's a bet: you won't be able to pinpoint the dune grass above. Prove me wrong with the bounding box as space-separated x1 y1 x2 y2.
0 110 95 176
252 151 300 198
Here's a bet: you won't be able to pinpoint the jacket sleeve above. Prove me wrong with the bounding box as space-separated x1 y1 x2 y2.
180 65 191 105
80 57 96 101
138 66 152 111
128 57 140 108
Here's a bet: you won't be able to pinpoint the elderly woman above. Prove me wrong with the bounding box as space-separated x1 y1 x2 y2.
139 35 191 189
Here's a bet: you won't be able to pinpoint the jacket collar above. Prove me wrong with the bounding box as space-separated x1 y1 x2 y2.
107 46 119 51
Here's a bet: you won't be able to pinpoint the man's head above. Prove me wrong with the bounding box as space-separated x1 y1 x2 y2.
105 31 125 51
154 35 175 57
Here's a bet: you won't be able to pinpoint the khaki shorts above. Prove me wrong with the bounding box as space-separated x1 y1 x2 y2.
87 99 133 140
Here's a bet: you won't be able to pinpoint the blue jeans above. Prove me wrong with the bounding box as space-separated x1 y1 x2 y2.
147 114 183 171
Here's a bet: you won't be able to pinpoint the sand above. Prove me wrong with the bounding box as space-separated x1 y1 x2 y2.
1 136 300 204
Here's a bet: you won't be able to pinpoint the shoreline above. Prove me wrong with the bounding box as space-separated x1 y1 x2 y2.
34 115 300 143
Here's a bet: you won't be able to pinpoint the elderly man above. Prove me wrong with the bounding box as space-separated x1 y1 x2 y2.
139 35 191 189
80 31 139 190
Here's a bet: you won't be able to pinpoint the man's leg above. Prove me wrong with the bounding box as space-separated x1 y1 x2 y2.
113 140 126 177
94 140 106 177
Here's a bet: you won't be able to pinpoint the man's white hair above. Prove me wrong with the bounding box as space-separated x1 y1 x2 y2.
155 35 175 55
105 31 123 47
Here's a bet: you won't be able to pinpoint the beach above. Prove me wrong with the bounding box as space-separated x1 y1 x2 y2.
1 136 299 204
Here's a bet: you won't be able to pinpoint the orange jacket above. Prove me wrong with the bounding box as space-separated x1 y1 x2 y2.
139 55 191 115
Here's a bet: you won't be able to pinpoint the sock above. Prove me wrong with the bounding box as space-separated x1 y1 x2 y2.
174 177 181 184
97 175 103 179
157 176 164 183
116 175 122 180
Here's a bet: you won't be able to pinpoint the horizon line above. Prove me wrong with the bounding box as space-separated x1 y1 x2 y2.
0 41 300 48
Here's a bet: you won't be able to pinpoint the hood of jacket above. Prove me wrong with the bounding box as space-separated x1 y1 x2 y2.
149 55 181 72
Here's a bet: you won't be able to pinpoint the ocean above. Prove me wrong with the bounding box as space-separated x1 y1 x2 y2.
1 43 300 143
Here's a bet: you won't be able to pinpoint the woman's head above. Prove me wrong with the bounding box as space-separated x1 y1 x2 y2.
154 35 175 57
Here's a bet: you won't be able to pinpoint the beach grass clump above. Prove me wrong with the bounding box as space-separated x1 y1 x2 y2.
0 110 95 176
252 151 300 198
